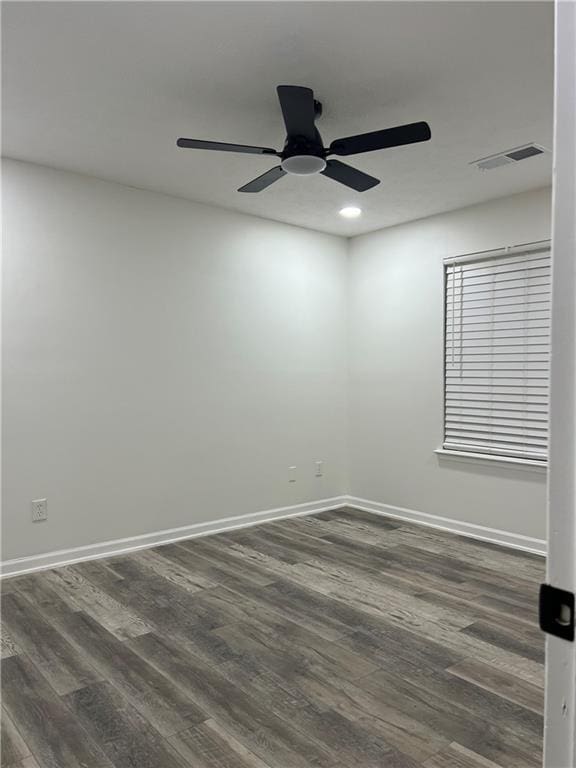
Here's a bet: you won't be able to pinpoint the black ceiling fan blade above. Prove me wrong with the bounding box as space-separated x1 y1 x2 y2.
238 166 287 193
328 121 431 156
321 160 380 192
177 138 278 156
276 86 317 140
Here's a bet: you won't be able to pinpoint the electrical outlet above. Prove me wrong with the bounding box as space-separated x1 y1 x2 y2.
315 460 324 477
31 498 48 522
288 466 297 483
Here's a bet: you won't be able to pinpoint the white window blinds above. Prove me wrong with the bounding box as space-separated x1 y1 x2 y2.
444 243 551 462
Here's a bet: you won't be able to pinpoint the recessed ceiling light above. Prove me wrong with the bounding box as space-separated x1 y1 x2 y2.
339 206 362 219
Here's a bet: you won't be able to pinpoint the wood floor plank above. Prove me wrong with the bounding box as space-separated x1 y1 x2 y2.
475 592 539 627
11 572 79 617
1 626 21 658
14 758 41 768
264 515 338 540
282 532 484 601
99 555 235 630
461 620 545 664
169 720 271 768
44 566 151 640
205 536 330 584
1 592 102 695
336 626 543 745
92 563 243 667
212 529 307 565
172 539 279 585
327 510 540 583
1 655 112 768
478 653 544 691
423 742 503 768
130 547 215 591
271 513 401 546
235 525 400 577
220 656 320 714
213 620 330 683
325 537 473 586
205 653 423 768
289 666 450 763
337 620 464 673
1 708 32 767
299 708 421 768
1 577 22 595
415 588 538 630
465 579 539 616
447 658 543 715
341 603 544 688
202 538 311 581
72 559 127 591
199 589 354 678
378 525 544 583
310 516 542 605
42 609 208 736
173 663 346 768
315 507 394 527
361 668 541 768
209 539 474 633
293 559 472 630
223 578 352 641
64 681 186 768
213 622 460 760
370 657 542 745
129 631 336 768
215 602 379 681
201 720 275 767
218 535 466 605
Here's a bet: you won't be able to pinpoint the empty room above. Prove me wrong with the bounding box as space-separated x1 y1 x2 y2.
2 2 576 767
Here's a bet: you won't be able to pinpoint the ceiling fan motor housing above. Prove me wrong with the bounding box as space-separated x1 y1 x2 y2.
281 123 326 175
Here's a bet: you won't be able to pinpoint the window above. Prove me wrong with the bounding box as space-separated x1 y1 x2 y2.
443 242 551 464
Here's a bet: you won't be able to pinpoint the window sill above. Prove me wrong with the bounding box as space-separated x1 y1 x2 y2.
435 448 548 473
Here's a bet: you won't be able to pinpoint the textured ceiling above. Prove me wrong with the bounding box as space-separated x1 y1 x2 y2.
2 1 553 236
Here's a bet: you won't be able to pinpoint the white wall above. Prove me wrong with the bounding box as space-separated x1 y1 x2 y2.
2 160 348 561
348 187 552 540
2 160 552 563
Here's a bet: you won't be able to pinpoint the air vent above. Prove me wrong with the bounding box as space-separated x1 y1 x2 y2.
471 144 549 171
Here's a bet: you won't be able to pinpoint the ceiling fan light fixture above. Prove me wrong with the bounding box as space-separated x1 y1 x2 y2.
281 155 327 175
339 206 362 218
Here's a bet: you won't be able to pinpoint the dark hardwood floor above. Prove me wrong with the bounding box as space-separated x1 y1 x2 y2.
0 507 545 768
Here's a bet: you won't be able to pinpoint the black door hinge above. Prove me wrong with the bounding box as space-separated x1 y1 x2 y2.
539 584 575 641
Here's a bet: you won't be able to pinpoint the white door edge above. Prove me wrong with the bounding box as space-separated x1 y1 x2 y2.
544 2 576 766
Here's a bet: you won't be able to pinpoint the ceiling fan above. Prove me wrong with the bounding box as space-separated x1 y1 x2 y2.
176 85 431 193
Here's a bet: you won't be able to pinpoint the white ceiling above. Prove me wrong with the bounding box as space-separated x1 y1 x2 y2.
2 1 553 236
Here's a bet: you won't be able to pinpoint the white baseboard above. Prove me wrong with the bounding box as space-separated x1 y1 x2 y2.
1 493 546 578
345 495 547 556
0 496 348 578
